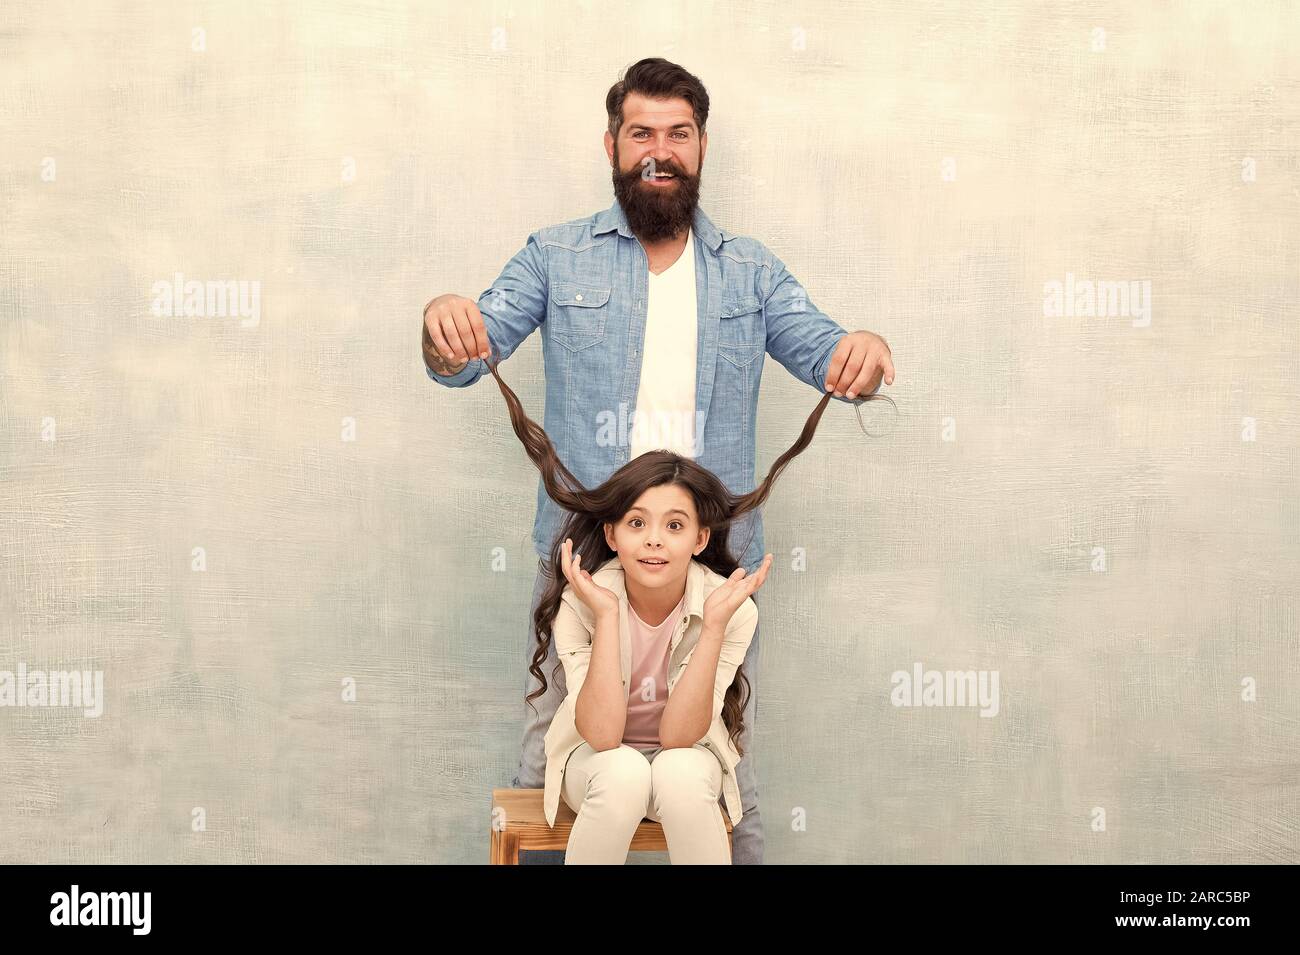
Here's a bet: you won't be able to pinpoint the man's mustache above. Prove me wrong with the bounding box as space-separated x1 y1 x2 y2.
623 161 693 180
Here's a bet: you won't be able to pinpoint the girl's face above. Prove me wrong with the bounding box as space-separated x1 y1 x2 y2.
604 483 710 588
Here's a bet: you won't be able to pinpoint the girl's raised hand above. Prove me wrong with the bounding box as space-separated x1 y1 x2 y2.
559 538 619 620
702 553 773 633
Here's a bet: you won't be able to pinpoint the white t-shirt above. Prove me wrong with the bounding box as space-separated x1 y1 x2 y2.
629 228 700 460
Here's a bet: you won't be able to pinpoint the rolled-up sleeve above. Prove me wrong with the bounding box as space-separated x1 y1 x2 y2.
553 595 595 700
762 252 879 401
710 598 757 724
424 230 549 388
675 598 759 726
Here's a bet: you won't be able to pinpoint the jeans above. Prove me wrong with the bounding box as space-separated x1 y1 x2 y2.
512 559 765 864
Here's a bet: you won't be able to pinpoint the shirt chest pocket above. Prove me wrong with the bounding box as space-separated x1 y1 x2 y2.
549 283 611 352
718 295 764 366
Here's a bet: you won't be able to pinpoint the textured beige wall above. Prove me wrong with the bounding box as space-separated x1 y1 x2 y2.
1 1 1297 864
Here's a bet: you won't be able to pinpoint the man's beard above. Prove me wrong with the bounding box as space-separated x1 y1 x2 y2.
611 146 703 243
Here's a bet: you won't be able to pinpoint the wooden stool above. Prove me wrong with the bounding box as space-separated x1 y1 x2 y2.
490 788 734 864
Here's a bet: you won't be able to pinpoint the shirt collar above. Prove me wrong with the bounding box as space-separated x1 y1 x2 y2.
592 199 728 253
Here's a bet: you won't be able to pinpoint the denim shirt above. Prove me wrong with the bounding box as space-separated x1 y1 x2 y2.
425 200 874 573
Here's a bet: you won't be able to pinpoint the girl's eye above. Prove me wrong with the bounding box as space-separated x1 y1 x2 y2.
669 521 682 530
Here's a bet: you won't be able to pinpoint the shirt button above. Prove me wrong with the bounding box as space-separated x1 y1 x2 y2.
574 294 583 302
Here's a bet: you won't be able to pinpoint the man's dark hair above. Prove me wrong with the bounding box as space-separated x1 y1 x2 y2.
606 57 710 140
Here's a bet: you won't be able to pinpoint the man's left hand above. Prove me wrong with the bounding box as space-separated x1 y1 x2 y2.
825 331 894 400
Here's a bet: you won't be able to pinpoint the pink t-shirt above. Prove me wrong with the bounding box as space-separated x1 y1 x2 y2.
621 590 687 754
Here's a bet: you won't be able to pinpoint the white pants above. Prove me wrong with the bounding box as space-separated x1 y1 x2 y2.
561 742 732 864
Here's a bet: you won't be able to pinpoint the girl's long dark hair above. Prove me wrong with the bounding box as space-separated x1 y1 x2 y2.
483 355 893 754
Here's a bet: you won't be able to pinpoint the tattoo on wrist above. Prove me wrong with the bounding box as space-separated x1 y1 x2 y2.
422 328 467 375
426 349 466 375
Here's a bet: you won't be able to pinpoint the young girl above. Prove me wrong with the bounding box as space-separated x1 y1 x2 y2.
484 355 888 864
547 488 772 865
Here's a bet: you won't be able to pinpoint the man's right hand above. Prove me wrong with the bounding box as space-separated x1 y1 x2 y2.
422 293 492 375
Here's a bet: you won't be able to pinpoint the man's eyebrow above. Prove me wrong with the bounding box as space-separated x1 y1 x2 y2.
627 122 694 131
